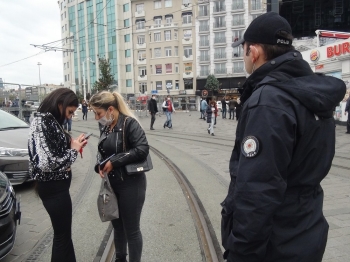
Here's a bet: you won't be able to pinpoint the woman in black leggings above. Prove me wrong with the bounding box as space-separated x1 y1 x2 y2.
28 88 87 262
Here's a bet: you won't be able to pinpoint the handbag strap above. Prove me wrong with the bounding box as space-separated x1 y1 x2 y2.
122 117 129 152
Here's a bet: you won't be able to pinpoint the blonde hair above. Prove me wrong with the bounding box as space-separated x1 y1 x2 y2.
89 91 137 120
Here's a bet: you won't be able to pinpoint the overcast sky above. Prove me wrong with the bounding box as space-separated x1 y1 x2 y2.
0 1 63 88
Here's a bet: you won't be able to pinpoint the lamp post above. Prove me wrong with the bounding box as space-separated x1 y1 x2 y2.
82 57 95 101
37 62 42 86
37 62 42 102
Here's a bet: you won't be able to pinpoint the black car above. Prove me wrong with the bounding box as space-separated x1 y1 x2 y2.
0 171 21 259
0 109 31 185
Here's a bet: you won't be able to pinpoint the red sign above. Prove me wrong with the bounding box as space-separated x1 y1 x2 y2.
315 64 324 70
310 50 320 62
327 41 350 58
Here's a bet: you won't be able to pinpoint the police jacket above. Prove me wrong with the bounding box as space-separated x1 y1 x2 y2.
95 114 149 179
221 50 346 262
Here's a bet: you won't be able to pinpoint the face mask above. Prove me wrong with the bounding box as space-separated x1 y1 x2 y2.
152 97 155 100
98 110 114 126
167 98 170 100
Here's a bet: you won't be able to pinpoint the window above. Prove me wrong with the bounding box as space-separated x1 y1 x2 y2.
64 63 66 70
184 46 192 58
174 46 178 56
65 11 66 18
214 47 226 59
215 63 226 74
124 34 130 42
123 3 129 12
155 65 162 74
126 64 132 72
125 49 131 57
183 0 191 5
61 14 63 21
200 50 209 61
165 30 171 41
67 74 69 81
154 32 161 42
184 62 192 74
175 63 179 73
65 24 67 31
156 81 162 90
165 16 173 25
214 16 226 27
175 80 179 89
65 75 67 82
232 47 243 58
251 0 262 10
166 80 173 89
139 66 147 76
199 5 208 16
165 47 172 56
183 29 192 39
62 26 64 33
214 0 225 12
233 61 244 73
137 35 145 45
199 20 209 31
138 50 146 60
200 65 210 76
184 79 193 90
136 4 144 12
139 82 147 93
124 19 130 27
154 48 161 58
166 64 172 73
154 0 161 9
232 30 244 42
67 62 69 68
232 14 244 26
154 17 162 27
136 20 145 30
182 14 192 24
126 79 132 87
214 32 226 43
174 30 178 40
165 0 172 7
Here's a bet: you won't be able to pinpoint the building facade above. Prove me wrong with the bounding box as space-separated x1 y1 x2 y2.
58 0 133 96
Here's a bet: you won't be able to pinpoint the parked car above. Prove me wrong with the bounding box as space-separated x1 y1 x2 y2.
0 171 21 259
0 110 31 185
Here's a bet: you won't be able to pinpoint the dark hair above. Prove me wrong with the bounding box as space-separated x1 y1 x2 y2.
38 88 78 125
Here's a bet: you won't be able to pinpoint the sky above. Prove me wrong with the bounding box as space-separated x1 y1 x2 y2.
0 1 64 88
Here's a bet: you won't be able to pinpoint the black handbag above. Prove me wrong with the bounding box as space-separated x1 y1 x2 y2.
123 117 153 175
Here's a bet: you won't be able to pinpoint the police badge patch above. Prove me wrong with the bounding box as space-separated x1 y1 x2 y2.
241 136 260 158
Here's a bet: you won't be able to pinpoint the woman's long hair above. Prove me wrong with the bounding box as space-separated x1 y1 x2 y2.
89 91 138 121
38 88 78 125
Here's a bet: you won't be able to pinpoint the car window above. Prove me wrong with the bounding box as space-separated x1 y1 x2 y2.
33 102 40 107
0 110 29 129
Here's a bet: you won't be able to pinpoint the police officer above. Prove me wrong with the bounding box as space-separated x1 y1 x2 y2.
221 12 346 262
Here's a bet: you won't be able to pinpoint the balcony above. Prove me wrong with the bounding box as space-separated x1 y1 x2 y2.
213 22 226 29
137 58 146 65
232 1 244 11
150 24 163 29
214 37 226 44
213 6 226 13
233 67 244 73
198 0 209 3
183 54 193 61
199 25 209 32
182 3 192 11
136 42 146 49
199 40 209 47
200 70 209 77
135 10 145 18
164 22 179 28
182 37 193 44
136 25 146 31
199 55 209 62
138 75 148 81
232 20 245 27
198 11 209 17
214 53 226 59
183 71 193 78
214 68 227 74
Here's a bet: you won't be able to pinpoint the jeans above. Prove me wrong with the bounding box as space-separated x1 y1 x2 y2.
209 115 215 134
82 111 87 120
200 110 205 119
37 176 76 262
110 173 147 262
164 111 172 128
222 108 226 118
150 112 156 128
229 109 234 119
64 118 72 131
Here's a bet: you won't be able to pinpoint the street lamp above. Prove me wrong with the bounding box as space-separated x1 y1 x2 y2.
82 57 95 101
37 62 42 86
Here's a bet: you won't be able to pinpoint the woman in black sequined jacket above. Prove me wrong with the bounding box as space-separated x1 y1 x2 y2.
89 91 149 262
28 88 87 262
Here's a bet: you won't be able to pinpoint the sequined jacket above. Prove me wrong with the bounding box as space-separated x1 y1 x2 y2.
28 113 78 181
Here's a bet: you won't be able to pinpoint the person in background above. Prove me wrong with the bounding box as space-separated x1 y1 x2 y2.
148 95 158 130
228 98 235 120
28 88 87 262
82 99 88 120
162 95 175 129
199 98 204 119
89 91 149 262
200 98 208 121
221 97 227 119
206 99 217 136
221 12 346 262
63 115 73 133
345 97 350 134
234 98 242 121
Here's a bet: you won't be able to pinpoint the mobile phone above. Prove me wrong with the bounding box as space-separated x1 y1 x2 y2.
99 154 116 169
83 132 93 140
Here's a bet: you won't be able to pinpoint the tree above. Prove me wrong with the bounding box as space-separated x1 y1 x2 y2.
204 74 220 91
93 57 115 92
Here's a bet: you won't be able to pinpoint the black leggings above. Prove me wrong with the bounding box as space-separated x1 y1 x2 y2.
37 176 76 262
110 173 146 262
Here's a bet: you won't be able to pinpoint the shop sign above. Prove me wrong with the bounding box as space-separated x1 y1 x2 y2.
327 41 350 58
202 90 208 97
315 64 324 70
151 90 158 94
179 90 186 95
310 50 320 62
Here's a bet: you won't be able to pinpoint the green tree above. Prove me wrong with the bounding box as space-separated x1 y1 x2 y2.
76 90 83 102
93 58 115 92
204 74 220 91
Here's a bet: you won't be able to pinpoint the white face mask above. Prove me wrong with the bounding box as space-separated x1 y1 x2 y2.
152 96 156 100
98 110 114 126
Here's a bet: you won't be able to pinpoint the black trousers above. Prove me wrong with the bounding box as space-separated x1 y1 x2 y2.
347 113 350 132
150 112 156 128
110 173 146 262
37 175 76 262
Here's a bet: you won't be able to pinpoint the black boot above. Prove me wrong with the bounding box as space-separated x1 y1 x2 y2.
115 256 127 262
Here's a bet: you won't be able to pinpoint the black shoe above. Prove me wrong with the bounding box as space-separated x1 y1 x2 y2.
203 118 206 121
208 129 210 134
163 124 166 128
346 132 350 134
211 133 215 136
199 117 203 119
150 127 155 130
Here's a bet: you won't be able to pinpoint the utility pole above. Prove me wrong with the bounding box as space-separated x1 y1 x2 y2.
82 57 95 101
37 62 42 102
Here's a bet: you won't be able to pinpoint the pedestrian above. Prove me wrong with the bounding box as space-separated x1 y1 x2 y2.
162 95 175 129
200 97 208 120
221 97 227 119
221 12 346 262
63 115 73 133
28 88 87 262
148 95 158 130
199 97 204 119
206 99 217 136
228 98 235 119
89 91 149 262
345 97 350 134
82 99 88 120
234 98 242 121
